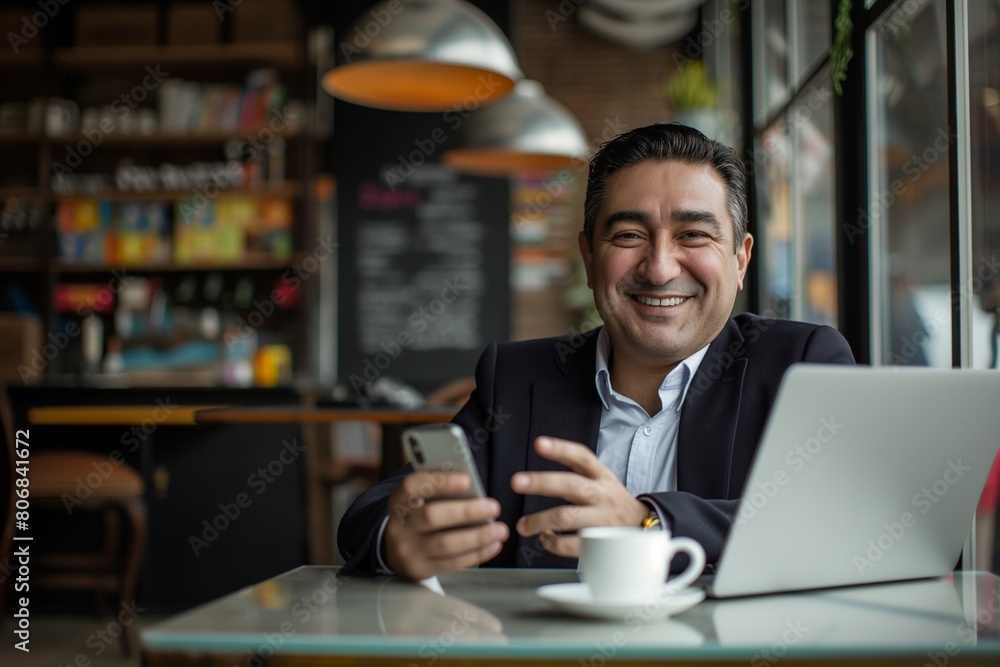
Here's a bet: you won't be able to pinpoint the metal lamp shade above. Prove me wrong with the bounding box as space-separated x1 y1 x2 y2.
323 0 522 111
442 81 590 176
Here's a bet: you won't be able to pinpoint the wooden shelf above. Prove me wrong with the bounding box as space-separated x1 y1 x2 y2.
53 183 302 201
0 187 48 198
0 49 44 70
52 43 302 71
51 253 304 273
52 129 303 147
0 132 44 143
0 257 47 272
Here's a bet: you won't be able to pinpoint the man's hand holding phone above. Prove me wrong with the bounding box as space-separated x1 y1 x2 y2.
383 472 507 580
383 425 509 581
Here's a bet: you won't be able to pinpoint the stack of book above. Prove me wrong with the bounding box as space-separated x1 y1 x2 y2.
158 68 288 134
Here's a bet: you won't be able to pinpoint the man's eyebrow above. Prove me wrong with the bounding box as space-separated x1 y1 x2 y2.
603 210 652 228
672 209 724 233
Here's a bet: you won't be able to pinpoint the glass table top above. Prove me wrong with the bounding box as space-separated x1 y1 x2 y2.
141 567 1000 661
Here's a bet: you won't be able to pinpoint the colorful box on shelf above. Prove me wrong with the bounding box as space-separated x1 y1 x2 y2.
173 195 293 264
252 197 293 257
115 231 171 265
57 199 170 265
116 201 170 264
176 195 237 264
57 232 101 264
57 198 112 233
174 224 218 265
254 344 293 387
53 283 116 314
119 201 168 232
216 196 257 227
56 198 112 263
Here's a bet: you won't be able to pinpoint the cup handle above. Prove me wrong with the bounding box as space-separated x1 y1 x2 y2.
663 537 706 593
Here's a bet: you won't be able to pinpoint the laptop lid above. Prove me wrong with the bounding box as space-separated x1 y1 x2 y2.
708 364 1000 598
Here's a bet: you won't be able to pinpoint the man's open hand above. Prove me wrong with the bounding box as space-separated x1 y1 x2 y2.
511 437 647 558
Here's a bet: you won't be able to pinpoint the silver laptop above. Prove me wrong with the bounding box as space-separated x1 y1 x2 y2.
704 364 1000 598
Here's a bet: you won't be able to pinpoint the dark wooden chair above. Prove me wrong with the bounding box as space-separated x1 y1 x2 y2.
0 387 147 654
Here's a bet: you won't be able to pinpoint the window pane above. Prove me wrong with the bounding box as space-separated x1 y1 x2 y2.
703 0 744 152
969 2 1000 371
870 0 951 367
790 1 831 84
754 0 790 125
792 76 837 326
754 119 792 320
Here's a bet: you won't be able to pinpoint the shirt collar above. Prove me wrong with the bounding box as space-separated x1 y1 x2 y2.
594 328 710 413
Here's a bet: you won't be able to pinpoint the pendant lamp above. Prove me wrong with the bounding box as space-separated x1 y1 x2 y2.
323 0 522 111
441 80 590 176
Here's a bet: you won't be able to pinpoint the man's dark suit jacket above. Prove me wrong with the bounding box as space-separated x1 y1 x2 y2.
338 313 856 575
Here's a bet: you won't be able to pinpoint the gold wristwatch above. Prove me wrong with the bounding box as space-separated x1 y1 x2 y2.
640 507 661 531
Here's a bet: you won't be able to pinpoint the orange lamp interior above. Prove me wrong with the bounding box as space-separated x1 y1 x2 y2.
323 60 516 112
442 148 586 176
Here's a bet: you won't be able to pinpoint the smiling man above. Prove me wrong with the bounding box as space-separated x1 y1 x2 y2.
338 123 855 580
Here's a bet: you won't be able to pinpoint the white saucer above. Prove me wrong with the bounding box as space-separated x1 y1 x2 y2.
536 583 705 621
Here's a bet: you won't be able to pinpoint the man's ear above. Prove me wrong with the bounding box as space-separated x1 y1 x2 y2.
578 231 594 289
735 233 754 291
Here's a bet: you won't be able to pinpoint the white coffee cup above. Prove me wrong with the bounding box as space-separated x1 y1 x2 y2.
579 526 706 604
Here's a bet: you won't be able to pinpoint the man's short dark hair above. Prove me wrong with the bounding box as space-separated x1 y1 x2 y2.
583 123 748 252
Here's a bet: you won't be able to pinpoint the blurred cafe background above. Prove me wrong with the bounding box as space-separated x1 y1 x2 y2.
0 0 998 662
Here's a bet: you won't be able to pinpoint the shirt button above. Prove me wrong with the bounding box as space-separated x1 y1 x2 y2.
642 426 653 436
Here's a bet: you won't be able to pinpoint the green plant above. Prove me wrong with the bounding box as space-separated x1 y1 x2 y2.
661 60 718 109
831 0 854 95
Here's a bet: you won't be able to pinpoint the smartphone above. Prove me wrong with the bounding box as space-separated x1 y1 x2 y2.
402 423 487 500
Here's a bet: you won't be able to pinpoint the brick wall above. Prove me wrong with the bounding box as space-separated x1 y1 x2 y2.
511 0 684 145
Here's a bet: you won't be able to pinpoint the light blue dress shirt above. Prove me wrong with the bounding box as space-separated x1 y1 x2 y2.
593 328 709 495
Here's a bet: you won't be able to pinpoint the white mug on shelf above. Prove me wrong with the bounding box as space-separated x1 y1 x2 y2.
35 97 80 136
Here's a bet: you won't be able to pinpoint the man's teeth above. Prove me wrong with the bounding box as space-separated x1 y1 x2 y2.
636 295 685 307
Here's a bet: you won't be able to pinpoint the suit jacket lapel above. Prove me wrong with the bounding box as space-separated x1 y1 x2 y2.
523 329 603 515
677 320 748 499
516 329 602 568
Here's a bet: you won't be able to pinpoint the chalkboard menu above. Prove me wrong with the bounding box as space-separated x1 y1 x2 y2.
335 102 510 396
